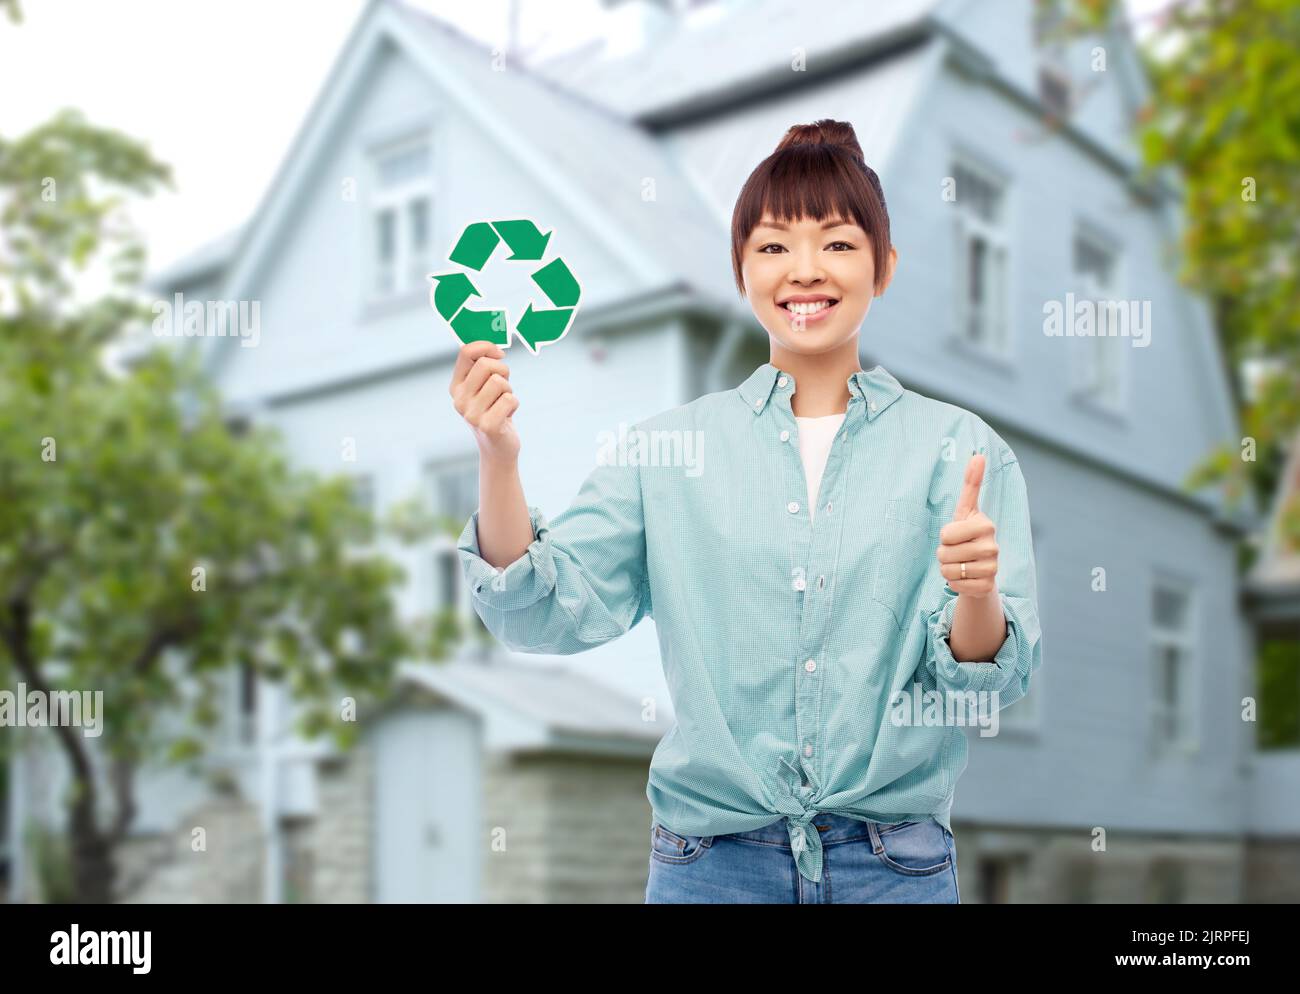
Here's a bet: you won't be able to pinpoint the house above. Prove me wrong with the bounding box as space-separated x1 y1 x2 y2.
8 0 1297 903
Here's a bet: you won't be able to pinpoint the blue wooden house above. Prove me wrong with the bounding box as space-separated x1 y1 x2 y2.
8 0 1297 903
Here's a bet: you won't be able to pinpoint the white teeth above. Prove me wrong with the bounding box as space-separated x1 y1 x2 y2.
784 299 833 315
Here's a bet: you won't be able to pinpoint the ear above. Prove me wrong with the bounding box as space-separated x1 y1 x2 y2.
875 245 898 297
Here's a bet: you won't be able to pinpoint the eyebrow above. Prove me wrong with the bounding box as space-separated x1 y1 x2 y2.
754 218 855 232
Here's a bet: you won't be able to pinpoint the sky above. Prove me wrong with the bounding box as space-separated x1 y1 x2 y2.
0 0 1172 282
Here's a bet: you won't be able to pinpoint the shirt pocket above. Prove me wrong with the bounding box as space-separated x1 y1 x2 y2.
869 498 939 631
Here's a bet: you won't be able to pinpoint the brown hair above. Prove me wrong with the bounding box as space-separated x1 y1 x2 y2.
730 119 892 298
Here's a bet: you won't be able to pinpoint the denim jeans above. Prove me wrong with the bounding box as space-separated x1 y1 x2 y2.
644 813 960 904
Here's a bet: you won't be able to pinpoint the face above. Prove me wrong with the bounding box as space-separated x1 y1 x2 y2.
741 212 897 355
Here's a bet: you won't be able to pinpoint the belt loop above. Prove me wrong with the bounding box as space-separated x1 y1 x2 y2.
866 820 884 854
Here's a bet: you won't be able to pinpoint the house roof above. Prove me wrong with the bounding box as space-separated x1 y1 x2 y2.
530 0 945 124
145 225 243 294
398 657 670 756
147 0 1160 305
145 0 741 318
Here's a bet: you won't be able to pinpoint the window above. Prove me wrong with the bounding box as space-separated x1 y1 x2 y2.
976 853 1027 904
429 457 478 526
369 136 433 299
1072 229 1126 409
426 457 488 635
952 157 1010 354
1038 65 1073 118
1145 859 1186 903
1032 0 1075 117
375 210 397 296
238 659 258 745
408 196 430 287
1064 860 1094 903
349 474 375 516
1149 578 1197 755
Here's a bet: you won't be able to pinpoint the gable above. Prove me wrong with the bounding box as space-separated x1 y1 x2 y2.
940 0 1150 170
161 0 737 399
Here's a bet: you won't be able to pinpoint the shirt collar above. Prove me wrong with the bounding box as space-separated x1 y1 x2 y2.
736 361 904 422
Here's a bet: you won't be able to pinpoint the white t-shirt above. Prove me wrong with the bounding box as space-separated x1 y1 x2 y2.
794 412 846 524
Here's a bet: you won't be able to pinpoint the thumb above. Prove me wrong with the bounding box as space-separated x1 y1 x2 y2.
953 452 985 521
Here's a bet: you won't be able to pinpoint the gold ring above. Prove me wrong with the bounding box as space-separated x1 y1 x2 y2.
960 561 967 580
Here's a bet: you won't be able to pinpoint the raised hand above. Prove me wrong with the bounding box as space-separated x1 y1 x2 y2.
935 453 999 598
450 340 520 465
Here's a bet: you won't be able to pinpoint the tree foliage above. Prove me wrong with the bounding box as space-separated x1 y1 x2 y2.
0 107 409 901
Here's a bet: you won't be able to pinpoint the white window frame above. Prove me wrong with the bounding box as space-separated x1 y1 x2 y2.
367 132 435 303
1148 573 1199 758
952 152 1012 359
1070 223 1128 413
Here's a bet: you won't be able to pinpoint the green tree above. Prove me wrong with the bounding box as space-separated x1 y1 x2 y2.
0 109 409 902
1056 0 1300 534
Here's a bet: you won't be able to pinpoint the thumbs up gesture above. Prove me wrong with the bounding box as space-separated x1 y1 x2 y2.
935 453 999 598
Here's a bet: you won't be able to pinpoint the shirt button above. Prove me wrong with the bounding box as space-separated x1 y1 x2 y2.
804 743 813 758
787 501 800 514
804 659 816 672
793 576 806 591
869 400 877 412
777 376 788 388
825 502 832 513
754 399 763 409
780 430 790 442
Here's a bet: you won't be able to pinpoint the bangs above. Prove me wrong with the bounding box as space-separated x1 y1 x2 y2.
730 143 892 298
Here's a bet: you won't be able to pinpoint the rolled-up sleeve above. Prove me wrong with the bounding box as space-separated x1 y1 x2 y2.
456 449 650 655
921 455 1042 711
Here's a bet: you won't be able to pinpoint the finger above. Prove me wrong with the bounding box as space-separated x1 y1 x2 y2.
454 357 511 412
450 341 505 394
938 559 997 582
478 391 520 435
935 536 998 564
953 453 985 521
465 372 512 424
939 512 993 546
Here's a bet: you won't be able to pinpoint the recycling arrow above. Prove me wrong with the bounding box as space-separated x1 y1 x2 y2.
431 217 579 354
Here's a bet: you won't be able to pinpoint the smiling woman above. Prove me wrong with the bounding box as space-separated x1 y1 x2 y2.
456 117 1041 906
731 118 894 294
732 121 898 367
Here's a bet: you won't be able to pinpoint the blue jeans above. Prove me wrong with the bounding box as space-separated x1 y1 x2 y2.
644 813 960 904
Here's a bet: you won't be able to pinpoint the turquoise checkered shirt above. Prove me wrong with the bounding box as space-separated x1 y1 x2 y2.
458 361 1042 883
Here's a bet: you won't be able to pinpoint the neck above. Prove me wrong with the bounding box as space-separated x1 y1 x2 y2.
770 339 862 418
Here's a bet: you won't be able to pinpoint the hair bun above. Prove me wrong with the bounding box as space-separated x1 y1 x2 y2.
774 119 865 162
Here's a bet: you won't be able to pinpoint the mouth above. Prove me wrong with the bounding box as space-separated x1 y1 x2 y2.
778 296 839 326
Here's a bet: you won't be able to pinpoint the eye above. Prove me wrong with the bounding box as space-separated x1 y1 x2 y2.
827 241 855 251
758 243 786 254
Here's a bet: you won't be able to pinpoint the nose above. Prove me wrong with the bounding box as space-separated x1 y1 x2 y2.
786 246 826 286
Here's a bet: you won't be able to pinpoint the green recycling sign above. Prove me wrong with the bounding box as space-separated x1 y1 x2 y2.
428 218 581 354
